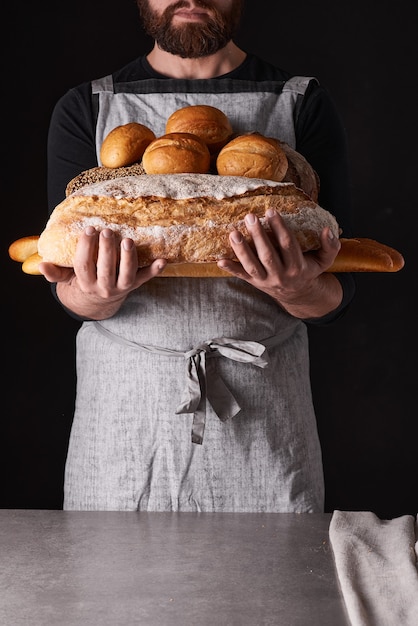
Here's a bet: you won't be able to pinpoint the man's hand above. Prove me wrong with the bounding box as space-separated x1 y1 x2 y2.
217 208 343 319
39 226 167 319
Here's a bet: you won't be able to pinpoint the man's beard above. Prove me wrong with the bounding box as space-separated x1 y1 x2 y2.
136 0 243 58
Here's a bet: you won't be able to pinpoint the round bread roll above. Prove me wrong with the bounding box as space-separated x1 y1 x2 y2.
100 122 156 168
142 133 211 175
216 132 289 182
165 105 233 154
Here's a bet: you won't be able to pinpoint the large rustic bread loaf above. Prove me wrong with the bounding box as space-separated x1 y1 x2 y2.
38 173 339 268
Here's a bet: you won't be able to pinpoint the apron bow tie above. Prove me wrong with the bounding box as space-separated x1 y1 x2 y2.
93 323 277 445
176 338 269 444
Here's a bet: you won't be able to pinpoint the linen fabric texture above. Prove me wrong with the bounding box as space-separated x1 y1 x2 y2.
329 510 418 626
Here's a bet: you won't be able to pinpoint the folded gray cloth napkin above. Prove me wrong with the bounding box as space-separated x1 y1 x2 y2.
329 510 418 626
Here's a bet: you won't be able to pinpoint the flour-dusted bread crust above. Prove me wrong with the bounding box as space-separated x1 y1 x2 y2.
38 173 339 268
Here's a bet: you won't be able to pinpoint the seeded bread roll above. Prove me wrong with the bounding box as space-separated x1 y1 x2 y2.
100 122 156 168
65 162 146 196
165 104 233 155
142 133 211 175
37 173 340 268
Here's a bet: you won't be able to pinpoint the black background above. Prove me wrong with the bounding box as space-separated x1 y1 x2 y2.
3 0 417 517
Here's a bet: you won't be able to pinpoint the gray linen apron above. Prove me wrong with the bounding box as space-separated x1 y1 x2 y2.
63 75 325 512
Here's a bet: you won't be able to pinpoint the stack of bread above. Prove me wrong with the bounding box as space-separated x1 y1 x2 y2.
9 104 404 275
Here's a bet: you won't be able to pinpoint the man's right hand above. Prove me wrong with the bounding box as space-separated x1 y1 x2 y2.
39 226 167 320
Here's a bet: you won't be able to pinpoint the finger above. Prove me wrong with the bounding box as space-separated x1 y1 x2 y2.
96 229 119 285
38 261 74 283
117 239 167 289
243 212 284 272
321 226 341 253
227 226 267 279
134 259 168 287
265 210 302 266
116 238 138 289
73 226 100 284
312 227 341 270
217 257 248 279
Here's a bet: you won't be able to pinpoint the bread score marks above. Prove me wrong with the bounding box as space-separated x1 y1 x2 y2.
38 173 340 267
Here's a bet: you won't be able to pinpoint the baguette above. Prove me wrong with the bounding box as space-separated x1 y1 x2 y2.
22 253 43 275
159 238 405 276
328 237 405 273
9 235 404 276
8 236 42 275
8 235 39 262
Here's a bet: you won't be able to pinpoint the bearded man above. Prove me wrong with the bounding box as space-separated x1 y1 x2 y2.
42 0 355 512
